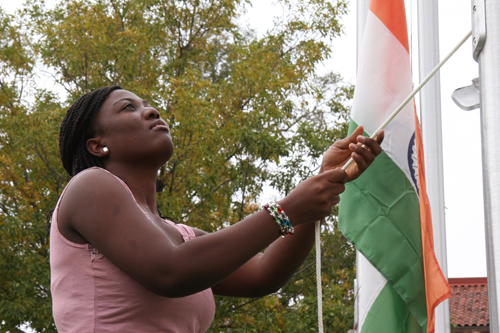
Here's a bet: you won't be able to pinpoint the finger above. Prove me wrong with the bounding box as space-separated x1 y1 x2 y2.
376 130 385 145
322 204 334 218
355 136 382 156
322 169 348 184
330 182 346 195
350 143 376 167
334 126 365 149
351 151 369 171
330 194 341 206
349 126 364 143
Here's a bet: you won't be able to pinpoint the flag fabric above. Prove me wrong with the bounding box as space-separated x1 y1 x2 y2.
338 0 452 332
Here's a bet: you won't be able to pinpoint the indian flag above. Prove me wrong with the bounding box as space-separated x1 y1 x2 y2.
338 0 452 332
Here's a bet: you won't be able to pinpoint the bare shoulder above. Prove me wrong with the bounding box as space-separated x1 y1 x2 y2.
57 168 138 244
62 168 128 201
59 168 133 217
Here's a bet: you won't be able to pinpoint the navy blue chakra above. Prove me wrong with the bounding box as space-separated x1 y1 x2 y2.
407 132 419 195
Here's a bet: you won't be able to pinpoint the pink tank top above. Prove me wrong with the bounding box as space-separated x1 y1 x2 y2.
50 167 215 332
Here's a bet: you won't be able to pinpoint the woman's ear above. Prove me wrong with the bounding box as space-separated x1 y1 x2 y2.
86 138 109 157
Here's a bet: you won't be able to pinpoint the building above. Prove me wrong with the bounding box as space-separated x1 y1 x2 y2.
449 277 489 333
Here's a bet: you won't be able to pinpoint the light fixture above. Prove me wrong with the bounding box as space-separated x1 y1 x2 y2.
451 78 480 111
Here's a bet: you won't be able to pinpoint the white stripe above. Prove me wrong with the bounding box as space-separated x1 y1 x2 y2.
352 10 416 332
351 11 415 188
357 252 387 333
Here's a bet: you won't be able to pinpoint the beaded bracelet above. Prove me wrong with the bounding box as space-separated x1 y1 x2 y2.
263 201 294 237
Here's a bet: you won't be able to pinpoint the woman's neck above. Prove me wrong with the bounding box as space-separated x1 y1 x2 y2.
103 163 160 216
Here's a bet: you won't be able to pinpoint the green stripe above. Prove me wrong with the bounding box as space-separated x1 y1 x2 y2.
339 120 427 329
361 282 422 333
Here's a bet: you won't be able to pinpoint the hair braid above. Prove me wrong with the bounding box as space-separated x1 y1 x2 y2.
59 86 122 176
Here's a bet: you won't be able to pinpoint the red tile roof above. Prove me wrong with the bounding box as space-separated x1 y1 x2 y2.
449 277 489 327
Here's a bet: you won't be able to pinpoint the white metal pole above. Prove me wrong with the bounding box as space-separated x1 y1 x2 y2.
477 0 500 329
354 0 370 333
416 1 451 332
354 2 371 331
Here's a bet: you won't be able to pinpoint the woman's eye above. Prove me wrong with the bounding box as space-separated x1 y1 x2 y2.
124 104 135 110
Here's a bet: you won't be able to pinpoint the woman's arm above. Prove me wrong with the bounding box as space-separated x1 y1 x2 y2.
58 126 382 299
58 166 347 298
211 126 384 297
210 223 316 297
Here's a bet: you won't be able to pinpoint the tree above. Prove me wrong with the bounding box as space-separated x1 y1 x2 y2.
0 0 355 331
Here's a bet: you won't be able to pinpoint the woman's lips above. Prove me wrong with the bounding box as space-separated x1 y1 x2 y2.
150 119 170 132
152 124 169 131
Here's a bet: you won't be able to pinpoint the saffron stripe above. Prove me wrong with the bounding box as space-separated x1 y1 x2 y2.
414 106 453 333
369 0 409 52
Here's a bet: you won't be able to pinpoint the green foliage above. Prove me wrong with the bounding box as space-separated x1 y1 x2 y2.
0 0 355 331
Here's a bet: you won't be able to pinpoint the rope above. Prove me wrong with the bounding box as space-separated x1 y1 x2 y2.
316 220 324 333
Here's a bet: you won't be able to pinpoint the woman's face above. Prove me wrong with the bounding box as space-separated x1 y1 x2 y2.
91 89 174 167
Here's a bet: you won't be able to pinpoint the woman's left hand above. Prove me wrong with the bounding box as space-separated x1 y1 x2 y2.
320 125 384 182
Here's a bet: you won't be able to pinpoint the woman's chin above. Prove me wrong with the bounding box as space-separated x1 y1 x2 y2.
164 142 174 160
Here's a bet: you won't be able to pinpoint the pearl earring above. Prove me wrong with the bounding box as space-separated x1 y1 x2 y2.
103 147 109 153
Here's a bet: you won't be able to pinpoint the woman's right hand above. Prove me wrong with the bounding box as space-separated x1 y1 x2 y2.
278 169 347 226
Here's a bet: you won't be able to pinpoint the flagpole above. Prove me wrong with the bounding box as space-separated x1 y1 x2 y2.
354 2 371 332
477 0 500 330
416 1 451 332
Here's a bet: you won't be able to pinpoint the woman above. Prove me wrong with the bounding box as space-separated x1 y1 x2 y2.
50 86 384 332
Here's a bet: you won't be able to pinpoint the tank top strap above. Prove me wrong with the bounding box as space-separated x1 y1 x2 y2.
90 167 197 243
164 220 196 242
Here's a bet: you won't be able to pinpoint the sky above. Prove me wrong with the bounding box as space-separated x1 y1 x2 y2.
0 0 486 278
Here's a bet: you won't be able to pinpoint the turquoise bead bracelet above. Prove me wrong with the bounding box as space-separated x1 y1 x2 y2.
263 201 294 237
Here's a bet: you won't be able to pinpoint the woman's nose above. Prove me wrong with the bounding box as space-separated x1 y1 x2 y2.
145 107 160 120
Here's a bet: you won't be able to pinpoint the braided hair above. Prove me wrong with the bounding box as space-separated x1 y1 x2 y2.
59 86 122 176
